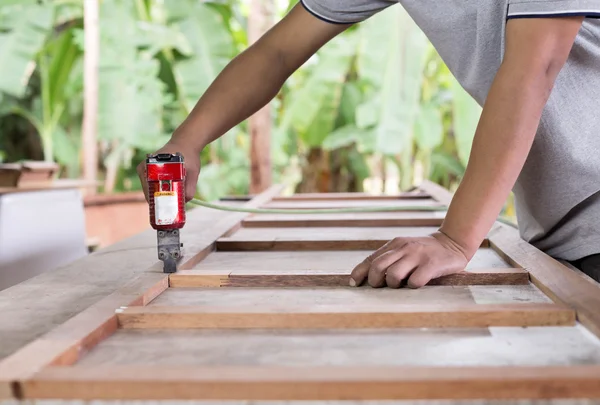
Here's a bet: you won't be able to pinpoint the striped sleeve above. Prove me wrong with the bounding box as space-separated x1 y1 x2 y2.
300 0 395 24
508 0 600 18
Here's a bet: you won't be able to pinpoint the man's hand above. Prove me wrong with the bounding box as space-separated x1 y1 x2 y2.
136 140 201 203
350 231 469 289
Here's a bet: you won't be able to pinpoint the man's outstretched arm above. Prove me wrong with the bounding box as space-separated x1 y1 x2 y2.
351 16 584 288
137 4 351 201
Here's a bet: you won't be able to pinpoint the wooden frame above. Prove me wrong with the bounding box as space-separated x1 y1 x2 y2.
2 182 600 401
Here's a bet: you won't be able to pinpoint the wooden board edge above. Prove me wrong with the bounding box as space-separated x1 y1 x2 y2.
215 238 492 252
488 224 600 339
0 272 169 398
241 218 445 228
271 191 430 201
169 271 231 288
178 184 285 270
116 302 575 329
168 268 527 288
22 365 600 400
417 180 453 206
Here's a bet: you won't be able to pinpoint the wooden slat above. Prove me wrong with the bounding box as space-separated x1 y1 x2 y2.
215 238 490 251
417 180 453 205
169 267 528 288
23 365 600 400
262 199 442 209
418 179 600 340
271 190 430 201
150 285 552 307
116 303 574 329
489 224 600 339
0 272 168 399
225 226 441 240
192 249 512 273
242 212 445 228
178 184 285 269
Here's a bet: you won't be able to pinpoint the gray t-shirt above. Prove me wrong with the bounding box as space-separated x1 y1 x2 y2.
301 0 600 261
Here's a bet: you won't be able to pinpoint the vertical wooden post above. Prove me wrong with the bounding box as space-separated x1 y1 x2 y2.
248 0 273 194
82 0 99 194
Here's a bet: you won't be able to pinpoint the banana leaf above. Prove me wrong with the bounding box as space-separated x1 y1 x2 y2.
356 6 428 155
0 3 53 97
164 0 235 112
451 78 482 167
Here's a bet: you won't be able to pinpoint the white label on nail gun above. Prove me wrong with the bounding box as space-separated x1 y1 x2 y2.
155 191 178 225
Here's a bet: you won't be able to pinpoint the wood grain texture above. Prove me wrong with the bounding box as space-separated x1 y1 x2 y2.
242 212 445 228
116 303 575 329
418 180 453 205
74 326 600 368
262 199 442 209
150 285 551 307
489 224 600 339
226 226 441 241
216 238 490 251
169 267 528 288
192 249 512 272
178 184 285 269
0 272 168 399
23 365 600 400
271 191 430 201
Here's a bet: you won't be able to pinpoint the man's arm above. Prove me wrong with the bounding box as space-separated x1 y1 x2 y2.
350 16 584 288
440 16 584 257
138 4 351 201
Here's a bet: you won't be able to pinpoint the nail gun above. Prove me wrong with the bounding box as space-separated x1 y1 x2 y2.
146 153 186 273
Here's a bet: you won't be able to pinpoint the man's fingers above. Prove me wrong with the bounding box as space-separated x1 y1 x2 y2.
367 249 406 288
349 239 400 286
349 259 370 287
386 255 419 288
406 264 440 289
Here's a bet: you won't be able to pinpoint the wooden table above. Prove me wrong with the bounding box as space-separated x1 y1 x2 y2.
1 181 600 403
0 179 98 195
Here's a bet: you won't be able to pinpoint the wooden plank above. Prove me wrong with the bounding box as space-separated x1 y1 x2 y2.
22 365 600 400
226 226 441 240
489 224 600 339
271 190 430 201
73 326 600 368
418 180 600 340
178 184 285 269
192 249 513 272
242 211 445 228
150 285 551 307
0 272 168 399
262 199 442 209
169 267 528 288
216 238 490 251
417 180 453 205
116 303 574 329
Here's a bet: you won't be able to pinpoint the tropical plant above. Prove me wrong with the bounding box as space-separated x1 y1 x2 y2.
0 0 484 201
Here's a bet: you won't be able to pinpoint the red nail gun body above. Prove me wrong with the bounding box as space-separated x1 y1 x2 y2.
146 153 186 273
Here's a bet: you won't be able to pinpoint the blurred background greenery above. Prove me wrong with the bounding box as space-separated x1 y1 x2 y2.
0 0 507 211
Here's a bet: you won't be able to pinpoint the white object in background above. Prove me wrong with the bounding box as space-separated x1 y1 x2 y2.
0 189 88 291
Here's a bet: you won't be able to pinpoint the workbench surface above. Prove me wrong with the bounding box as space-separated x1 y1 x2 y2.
1 186 600 404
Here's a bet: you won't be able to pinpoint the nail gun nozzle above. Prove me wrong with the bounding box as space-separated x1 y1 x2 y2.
157 229 182 273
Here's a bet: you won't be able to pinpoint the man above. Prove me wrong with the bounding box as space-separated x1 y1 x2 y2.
138 0 600 286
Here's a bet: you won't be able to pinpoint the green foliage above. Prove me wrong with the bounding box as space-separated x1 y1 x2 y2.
165 0 236 112
356 6 429 155
0 0 484 198
0 3 53 98
451 79 482 167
